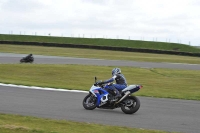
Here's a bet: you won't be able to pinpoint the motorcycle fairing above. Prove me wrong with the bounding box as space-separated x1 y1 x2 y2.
122 85 140 93
89 85 109 106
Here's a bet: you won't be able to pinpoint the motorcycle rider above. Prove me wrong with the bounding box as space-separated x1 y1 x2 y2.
26 53 33 58
98 68 128 99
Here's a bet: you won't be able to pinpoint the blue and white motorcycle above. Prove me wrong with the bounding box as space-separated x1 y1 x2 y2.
82 77 142 114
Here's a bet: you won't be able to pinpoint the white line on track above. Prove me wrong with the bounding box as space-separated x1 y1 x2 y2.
0 83 88 93
162 62 199 65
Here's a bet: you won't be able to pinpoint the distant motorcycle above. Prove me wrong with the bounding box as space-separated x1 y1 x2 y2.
83 77 142 114
20 55 34 63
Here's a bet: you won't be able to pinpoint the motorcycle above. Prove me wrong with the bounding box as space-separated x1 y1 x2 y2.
82 77 142 114
20 56 34 63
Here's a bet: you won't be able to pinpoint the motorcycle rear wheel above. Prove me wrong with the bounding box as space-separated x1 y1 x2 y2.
82 94 97 110
120 96 140 114
20 59 24 63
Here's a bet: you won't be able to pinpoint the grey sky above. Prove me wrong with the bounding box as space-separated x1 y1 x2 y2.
0 0 200 46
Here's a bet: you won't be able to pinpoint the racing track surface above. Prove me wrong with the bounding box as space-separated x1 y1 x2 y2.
0 53 200 133
0 53 200 70
0 85 199 133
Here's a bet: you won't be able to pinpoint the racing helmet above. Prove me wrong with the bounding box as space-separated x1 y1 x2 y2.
112 68 121 76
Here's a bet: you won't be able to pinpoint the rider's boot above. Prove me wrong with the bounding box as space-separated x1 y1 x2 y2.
113 88 121 100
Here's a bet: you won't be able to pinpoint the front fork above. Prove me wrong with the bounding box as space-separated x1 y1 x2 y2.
88 93 96 103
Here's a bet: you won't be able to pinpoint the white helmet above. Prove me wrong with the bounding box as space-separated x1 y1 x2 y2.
112 68 121 76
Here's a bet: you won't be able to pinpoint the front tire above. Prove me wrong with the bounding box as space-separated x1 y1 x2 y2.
121 96 140 114
30 60 34 63
82 93 97 110
29 57 34 63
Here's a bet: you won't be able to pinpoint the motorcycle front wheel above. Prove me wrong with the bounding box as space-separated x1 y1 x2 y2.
29 60 34 63
82 93 97 110
120 96 140 114
29 57 34 63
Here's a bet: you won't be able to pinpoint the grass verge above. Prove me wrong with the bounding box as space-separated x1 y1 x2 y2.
0 64 199 100
1 34 200 53
0 44 200 64
0 113 178 133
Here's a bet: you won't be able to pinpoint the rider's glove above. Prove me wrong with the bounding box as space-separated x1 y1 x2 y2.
94 81 104 86
99 81 104 85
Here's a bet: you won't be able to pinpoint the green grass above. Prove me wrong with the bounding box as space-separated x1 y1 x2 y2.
0 113 177 133
1 34 200 53
0 64 200 100
1 44 200 64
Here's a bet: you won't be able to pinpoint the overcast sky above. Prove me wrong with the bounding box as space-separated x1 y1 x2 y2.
0 0 200 46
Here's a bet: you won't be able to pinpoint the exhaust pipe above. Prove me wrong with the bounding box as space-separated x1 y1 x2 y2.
115 91 131 104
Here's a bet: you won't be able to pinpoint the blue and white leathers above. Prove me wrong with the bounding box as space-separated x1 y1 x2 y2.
90 85 109 106
104 74 127 91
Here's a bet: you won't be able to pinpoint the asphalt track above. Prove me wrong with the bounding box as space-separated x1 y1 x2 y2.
0 53 200 133
0 53 200 70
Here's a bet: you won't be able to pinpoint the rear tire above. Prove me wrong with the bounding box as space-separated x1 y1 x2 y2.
121 96 140 114
82 93 97 110
20 59 24 63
